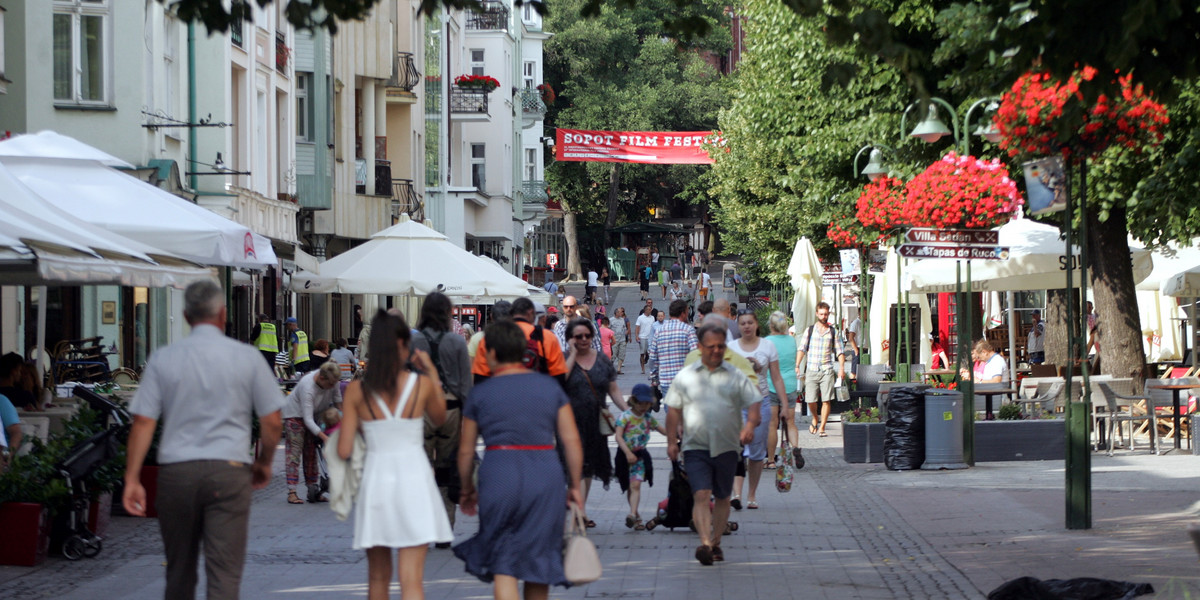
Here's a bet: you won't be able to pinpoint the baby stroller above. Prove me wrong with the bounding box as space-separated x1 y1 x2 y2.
644 460 737 534
58 388 130 560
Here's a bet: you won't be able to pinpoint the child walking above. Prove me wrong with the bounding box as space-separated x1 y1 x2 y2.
615 384 666 530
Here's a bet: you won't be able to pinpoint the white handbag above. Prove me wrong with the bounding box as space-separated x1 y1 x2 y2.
562 505 602 584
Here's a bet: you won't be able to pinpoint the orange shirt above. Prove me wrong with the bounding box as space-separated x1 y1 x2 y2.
471 320 567 377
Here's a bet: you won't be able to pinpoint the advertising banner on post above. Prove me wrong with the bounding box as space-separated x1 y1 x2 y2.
555 129 718 164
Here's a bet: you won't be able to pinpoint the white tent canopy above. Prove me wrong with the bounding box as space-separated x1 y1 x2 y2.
786 237 821 338
292 217 530 298
905 217 1152 293
1135 241 1200 292
0 133 277 269
0 130 133 168
0 161 209 288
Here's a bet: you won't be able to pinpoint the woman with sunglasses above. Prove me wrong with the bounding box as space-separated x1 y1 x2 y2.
563 317 630 527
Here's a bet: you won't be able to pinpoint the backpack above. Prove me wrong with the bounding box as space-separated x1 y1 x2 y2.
523 325 551 374
421 330 451 394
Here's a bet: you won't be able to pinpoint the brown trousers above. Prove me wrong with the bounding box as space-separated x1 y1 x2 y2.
157 460 253 600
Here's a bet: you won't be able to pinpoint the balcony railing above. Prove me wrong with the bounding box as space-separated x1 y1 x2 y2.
388 52 421 92
518 88 546 123
356 159 393 196
467 1 509 31
522 180 549 204
231 19 243 48
450 88 489 115
392 179 424 222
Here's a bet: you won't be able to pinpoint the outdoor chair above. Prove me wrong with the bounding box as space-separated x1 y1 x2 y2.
907 363 926 384
849 364 888 409
876 381 905 420
1015 381 1064 419
1096 381 1160 455
1145 377 1199 445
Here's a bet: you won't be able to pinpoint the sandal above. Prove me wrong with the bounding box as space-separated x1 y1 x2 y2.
730 496 742 511
625 515 637 529
793 448 805 470
287 491 304 504
634 519 646 531
711 545 724 562
819 431 828 437
727 521 739 532
695 544 714 566
747 501 759 510
809 423 818 435
585 518 597 528
764 460 777 470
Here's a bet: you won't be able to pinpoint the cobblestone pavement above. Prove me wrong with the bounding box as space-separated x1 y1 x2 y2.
3 267 1198 599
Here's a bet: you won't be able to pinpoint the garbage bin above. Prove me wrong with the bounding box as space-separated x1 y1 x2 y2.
883 386 927 471
922 390 968 470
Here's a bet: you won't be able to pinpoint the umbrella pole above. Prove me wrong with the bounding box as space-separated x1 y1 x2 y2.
36 286 47 387
962 262 974 466
1007 291 1017 379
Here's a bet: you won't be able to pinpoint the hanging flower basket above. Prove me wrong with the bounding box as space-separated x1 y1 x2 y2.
537 83 556 106
454 75 501 91
903 152 1023 229
854 176 908 231
994 67 1168 163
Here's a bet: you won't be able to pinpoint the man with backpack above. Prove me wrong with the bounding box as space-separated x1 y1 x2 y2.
471 297 567 386
795 302 847 438
410 292 473 545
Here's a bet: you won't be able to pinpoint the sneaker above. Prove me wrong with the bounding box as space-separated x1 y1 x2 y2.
793 448 805 470
695 544 714 566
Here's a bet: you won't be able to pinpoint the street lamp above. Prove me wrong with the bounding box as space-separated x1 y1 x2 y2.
903 98 960 145
852 144 892 181
963 97 1002 156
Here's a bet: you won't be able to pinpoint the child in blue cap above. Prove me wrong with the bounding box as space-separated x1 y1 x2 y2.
615 383 666 530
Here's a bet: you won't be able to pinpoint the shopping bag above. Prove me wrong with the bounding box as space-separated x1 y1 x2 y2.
775 423 794 493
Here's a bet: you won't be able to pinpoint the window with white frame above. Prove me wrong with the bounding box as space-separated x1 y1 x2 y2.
53 0 111 105
163 15 180 119
296 72 313 141
470 49 485 76
523 61 536 89
523 2 534 22
524 148 537 181
471 143 486 190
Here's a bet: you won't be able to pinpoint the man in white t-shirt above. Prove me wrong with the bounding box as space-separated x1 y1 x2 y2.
634 302 657 375
586 268 599 304
1026 310 1045 364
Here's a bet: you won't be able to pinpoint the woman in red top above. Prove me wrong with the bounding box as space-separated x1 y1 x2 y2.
599 317 616 359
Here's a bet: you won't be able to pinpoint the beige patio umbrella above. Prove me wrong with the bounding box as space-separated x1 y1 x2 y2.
786 237 821 340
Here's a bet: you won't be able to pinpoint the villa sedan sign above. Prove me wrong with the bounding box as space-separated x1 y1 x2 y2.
555 129 717 164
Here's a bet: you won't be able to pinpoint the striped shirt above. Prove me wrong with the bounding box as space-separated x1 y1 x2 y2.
799 323 845 373
649 319 699 390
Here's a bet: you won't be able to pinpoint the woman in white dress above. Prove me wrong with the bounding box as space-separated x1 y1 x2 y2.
338 310 452 600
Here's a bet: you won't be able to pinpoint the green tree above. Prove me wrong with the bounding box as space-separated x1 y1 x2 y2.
543 0 731 278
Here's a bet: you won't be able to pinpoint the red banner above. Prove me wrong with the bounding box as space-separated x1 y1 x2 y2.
555 129 716 164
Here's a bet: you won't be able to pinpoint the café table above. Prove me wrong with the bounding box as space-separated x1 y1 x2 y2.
975 386 1017 420
1148 383 1195 450
923 368 957 383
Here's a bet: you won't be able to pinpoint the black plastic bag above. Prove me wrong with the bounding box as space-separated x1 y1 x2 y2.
988 576 1154 600
883 386 926 470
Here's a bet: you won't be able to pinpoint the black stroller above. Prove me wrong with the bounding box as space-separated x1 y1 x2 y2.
57 388 130 560
644 460 737 534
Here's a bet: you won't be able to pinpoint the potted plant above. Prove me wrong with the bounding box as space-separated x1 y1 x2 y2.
454 74 501 92
842 406 884 464
973 401 1066 462
0 440 70 566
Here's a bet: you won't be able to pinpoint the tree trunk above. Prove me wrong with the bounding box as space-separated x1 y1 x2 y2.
1045 288 1078 367
561 196 583 281
605 163 621 230
1086 204 1145 379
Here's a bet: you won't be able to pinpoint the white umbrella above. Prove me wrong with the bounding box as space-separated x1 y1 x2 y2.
1135 241 1200 291
1136 290 1184 361
0 133 277 269
0 130 133 168
1162 265 1200 297
786 237 821 339
906 217 1152 293
293 217 531 298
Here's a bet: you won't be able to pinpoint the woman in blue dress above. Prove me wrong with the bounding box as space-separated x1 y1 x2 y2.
455 320 584 600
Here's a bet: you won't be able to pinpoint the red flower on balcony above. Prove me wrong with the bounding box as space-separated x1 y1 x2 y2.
537 83 556 106
454 74 501 91
995 67 1168 163
903 152 1022 229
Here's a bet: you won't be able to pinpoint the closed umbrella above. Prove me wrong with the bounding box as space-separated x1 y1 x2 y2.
868 248 933 369
786 237 821 339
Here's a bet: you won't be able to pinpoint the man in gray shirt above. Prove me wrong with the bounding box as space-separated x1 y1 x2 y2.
410 291 473 544
665 320 760 566
123 280 284 600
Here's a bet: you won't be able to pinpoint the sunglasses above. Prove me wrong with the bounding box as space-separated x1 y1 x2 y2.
572 333 594 340
563 303 578 309
737 309 756 316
